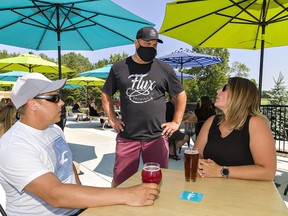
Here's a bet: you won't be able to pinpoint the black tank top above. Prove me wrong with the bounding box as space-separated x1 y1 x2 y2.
203 115 254 166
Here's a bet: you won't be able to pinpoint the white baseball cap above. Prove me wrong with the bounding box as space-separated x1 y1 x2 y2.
11 73 66 109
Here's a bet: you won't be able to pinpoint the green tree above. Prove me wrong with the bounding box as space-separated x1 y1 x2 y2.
268 72 288 105
185 47 230 102
262 90 271 98
62 52 93 77
229 61 250 78
109 52 128 64
0 50 18 59
92 52 128 69
183 78 199 102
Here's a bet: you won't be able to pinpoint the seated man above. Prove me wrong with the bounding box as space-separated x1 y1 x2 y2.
166 97 190 160
0 73 159 215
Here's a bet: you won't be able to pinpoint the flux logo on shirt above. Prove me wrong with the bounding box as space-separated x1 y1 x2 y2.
126 74 156 104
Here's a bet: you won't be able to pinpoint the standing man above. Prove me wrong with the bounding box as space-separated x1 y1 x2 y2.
0 73 159 215
102 26 187 187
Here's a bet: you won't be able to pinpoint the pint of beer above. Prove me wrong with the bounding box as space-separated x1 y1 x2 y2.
184 149 199 182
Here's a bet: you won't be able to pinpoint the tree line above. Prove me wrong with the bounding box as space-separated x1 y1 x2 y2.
0 48 287 107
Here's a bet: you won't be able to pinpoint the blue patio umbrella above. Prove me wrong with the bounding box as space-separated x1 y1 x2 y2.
174 69 194 80
79 64 112 79
63 84 83 89
159 49 222 84
0 71 29 81
0 0 155 79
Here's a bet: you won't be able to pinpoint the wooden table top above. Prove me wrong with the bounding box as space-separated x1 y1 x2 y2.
80 169 288 216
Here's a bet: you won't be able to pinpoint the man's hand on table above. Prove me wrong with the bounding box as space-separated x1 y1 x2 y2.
124 183 160 206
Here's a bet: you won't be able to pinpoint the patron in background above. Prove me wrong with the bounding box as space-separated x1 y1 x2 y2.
72 100 83 121
88 98 100 117
166 96 190 160
0 104 16 137
193 96 216 137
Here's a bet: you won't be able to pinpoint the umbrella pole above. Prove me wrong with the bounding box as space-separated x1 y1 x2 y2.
258 22 266 105
259 39 264 104
180 58 183 85
258 0 267 105
56 5 62 80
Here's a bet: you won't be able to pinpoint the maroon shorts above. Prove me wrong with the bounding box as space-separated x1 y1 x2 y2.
113 135 169 185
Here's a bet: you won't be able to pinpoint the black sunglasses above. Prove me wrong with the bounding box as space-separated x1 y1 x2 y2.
34 94 61 103
222 84 228 92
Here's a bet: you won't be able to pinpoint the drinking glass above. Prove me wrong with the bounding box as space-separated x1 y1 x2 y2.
141 162 162 184
184 149 199 182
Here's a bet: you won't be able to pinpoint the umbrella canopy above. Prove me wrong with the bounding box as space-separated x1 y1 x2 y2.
159 49 222 84
67 76 105 103
79 64 112 78
0 80 15 86
0 0 154 79
64 83 83 89
67 76 105 87
174 69 194 80
0 71 29 81
0 53 72 73
159 0 288 100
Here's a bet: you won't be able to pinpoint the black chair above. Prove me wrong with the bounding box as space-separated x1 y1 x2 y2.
0 204 7 216
284 130 288 196
178 134 192 154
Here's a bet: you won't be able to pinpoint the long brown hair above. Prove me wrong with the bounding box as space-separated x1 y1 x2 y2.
219 77 266 130
0 104 16 133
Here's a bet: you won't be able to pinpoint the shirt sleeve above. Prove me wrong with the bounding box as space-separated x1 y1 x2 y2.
102 67 117 96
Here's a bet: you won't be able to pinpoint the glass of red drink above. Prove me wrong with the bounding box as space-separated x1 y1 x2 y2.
141 162 162 184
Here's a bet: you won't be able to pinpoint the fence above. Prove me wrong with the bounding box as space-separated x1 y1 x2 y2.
261 105 288 154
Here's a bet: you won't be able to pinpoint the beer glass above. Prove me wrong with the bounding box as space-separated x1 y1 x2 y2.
184 149 199 182
141 162 162 184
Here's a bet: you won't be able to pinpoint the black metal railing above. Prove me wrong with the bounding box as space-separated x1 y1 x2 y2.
261 105 288 154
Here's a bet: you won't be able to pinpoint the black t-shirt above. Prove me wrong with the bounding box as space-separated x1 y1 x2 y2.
102 57 184 140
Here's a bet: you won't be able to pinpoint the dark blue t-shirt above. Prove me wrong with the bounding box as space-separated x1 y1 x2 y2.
102 57 184 140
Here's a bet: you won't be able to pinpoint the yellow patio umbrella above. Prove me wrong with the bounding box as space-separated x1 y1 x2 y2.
0 80 15 86
0 53 73 73
0 80 15 92
67 76 105 103
159 0 288 101
67 76 105 87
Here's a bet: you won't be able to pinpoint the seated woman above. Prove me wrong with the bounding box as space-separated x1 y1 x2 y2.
194 77 276 180
166 97 190 160
72 100 83 121
88 98 99 117
0 104 17 137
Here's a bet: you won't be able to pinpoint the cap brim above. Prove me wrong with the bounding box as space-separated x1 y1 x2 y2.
157 39 163 44
39 78 67 94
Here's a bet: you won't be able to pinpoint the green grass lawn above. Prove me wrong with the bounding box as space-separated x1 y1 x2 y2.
261 98 269 105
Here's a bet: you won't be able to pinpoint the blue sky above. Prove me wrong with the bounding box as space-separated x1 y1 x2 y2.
0 0 287 91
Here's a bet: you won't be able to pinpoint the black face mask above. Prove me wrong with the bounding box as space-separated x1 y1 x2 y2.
136 45 157 62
